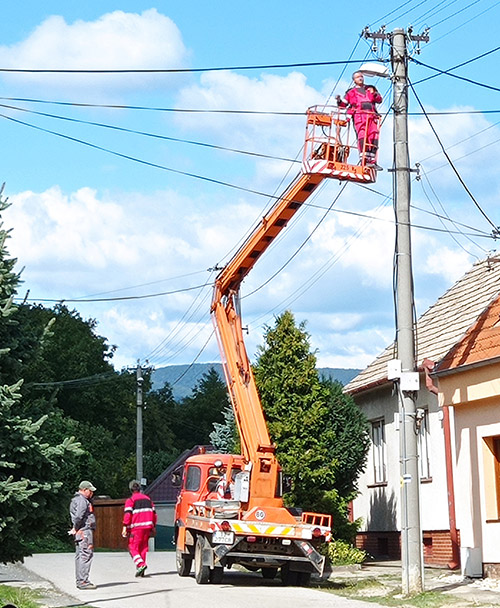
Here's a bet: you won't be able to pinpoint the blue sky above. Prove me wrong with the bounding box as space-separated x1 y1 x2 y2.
1 1 500 372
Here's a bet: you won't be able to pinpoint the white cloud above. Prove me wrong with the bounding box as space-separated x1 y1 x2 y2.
311 205 395 289
0 9 189 95
175 71 323 155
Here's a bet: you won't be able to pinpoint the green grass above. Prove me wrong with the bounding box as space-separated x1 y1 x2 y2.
0 583 99 608
318 579 463 608
0 584 41 608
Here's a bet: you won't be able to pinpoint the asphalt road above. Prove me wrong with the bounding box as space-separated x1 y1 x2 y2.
21 551 378 608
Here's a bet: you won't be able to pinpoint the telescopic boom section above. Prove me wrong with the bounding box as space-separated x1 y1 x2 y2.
211 106 372 507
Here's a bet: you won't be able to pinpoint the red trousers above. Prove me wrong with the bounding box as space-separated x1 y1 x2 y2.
128 527 151 568
353 112 380 154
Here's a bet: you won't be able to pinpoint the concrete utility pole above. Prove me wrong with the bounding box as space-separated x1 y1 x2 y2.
136 360 144 486
363 26 428 595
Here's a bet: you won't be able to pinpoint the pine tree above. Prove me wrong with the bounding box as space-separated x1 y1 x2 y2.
210 404 238 453
0 186 82 563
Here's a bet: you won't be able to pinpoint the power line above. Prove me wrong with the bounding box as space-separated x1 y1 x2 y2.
428 0 482 27
0 112 289 200
4 94 500 117
409 79 500 235
0 58 365 75
0 96 306 115
0 101 299 164
412 53 500 92
17 282 208 304
412 44 500 86
416 164 487 256
427 0 500 45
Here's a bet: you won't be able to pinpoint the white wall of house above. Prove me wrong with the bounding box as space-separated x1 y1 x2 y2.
445 392 500 571
438 363 500 575
352 378 449 534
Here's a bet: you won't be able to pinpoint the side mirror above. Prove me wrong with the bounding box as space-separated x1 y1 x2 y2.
171 472 182 487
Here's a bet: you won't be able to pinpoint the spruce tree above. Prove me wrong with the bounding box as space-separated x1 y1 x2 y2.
0 187 82 563
254 310 369 541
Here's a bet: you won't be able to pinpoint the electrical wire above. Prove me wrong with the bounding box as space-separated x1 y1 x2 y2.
411 0 461 27
243 183 349 299
0 112 294 201
384 0 433 26
3 94 500 117
18 282 207 304
368 0 422 27
412 46 500 91
417 165 486 257
0 96 306 115
73 269 208 300
409 79 500 234
427 0 482 27
0 102 299 165
427 0 500 45
169 329 215 388
0 58 365 75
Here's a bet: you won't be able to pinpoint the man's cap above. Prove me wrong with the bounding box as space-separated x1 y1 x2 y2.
129 480 141 492
79 480 96 491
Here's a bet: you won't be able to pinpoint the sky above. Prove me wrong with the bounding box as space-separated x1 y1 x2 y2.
1 0 500 376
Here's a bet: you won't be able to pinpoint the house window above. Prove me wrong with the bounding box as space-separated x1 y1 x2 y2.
483 435 500 521
417 409 431 480
372 419 386 484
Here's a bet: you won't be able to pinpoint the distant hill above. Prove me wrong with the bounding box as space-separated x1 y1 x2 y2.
151 363 361 401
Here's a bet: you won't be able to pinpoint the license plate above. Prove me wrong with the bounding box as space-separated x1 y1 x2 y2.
212 530 234 545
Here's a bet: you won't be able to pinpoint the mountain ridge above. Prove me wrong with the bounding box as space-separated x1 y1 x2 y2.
151 363 361 401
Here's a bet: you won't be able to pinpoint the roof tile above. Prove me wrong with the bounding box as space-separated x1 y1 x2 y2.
345 256 500 393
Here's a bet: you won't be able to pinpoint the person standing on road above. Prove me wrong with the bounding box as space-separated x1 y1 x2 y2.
122 480 157 577
69 480 97 590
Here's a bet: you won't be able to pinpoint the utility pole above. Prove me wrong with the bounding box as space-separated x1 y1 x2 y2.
363 26 429 595
136 360 144 486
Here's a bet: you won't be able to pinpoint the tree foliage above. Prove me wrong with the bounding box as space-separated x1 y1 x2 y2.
0 189 83 563
253 310 369 541
169 367 229 452
209 404 238 453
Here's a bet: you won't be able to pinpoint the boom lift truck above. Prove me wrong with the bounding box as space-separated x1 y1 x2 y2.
173 105 377 586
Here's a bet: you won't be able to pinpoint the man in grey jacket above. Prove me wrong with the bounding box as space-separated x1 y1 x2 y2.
69 480 97 590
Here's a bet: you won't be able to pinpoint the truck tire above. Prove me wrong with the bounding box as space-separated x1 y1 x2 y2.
297 571 311 586
280 565 298 586
210 566 224 584
261 567 278 580
176 547 192 577
194 536 210 584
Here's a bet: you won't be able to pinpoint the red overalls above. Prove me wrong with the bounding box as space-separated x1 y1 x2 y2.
339 85 382 164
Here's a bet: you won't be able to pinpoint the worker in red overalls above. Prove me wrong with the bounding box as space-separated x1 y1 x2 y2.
122 480 157 577
336 71 382 169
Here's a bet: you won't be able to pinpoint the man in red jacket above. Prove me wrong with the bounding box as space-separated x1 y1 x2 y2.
122 480 157 577
336 71 383 169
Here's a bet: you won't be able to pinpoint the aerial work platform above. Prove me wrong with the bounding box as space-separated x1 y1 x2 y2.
303 105 378 184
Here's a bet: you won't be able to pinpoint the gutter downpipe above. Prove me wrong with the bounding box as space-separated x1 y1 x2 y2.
422 358 460 570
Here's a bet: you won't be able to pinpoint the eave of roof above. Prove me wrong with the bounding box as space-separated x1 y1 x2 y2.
344 256 500 395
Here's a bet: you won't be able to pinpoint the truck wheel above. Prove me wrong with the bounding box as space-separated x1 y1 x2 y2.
261 567 278 580
297 571 311 586
176 547 192 577
210 566 224 584
280 565 298 586
194 536 210 584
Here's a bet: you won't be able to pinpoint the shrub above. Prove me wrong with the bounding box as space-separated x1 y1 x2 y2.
326 539 366 566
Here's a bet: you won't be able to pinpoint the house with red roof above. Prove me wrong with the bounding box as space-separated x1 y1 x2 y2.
344 256 500 577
